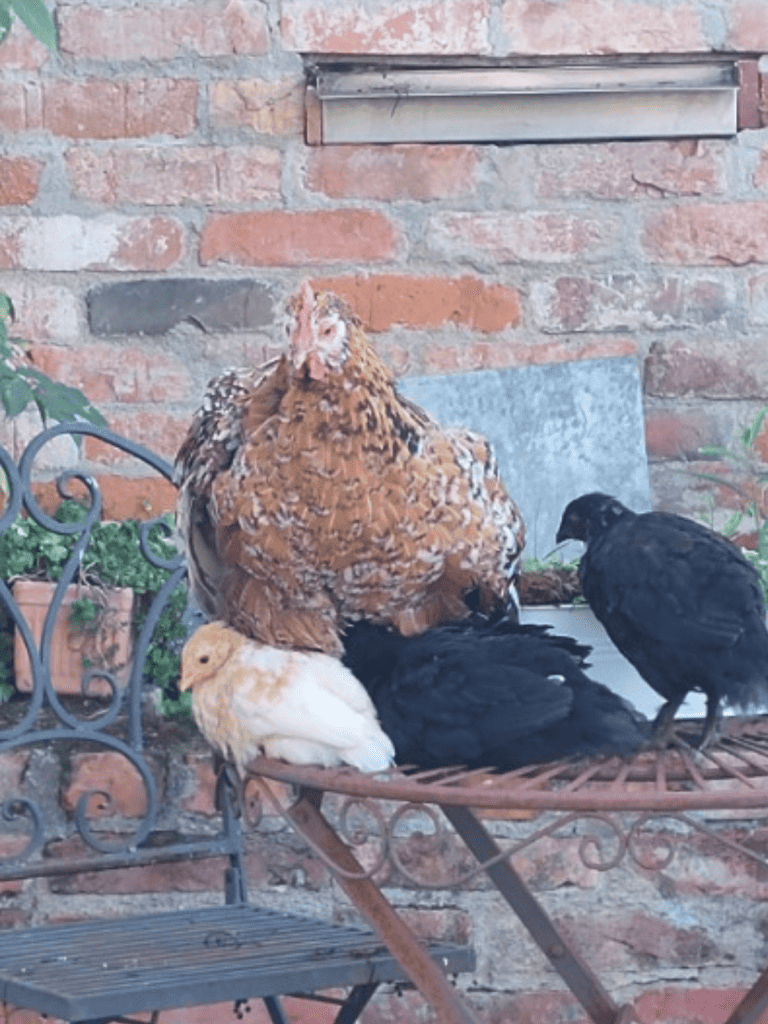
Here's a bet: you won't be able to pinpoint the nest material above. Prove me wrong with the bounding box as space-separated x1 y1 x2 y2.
518 568 582 606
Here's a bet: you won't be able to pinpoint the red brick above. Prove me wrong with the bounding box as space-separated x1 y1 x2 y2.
48 846 235 895
428 210 620 263
43 79 197 139
644 338 768 399
0 19 51 69
396 907 472 945
280 0 491 54
424 335 636 374
200 210 399 266
59 1 268 61
32 344 194 404
557 910 718 973
311 274 521 332
0 226 20 269
160 997 339 1024
0 834 31 896
0 215 185 272
0 81 43 132
182 753 219 816
0 750 27 793
501 0 705 54
67 145 281 205
32 476 179 521
642 203 768 265
84 411 192 464
472 992 590 1024
728 3 768 50
1 1009 60 1024
210 79 305 136
0 910 34 930
635 987 752 1024
62 752 154 818
366 988 494 1024
306 145 480 201
536 140 726 199
531 274 731 333
644 409 721 461
1 281 80 344
633 824 768 899
0 156 41 205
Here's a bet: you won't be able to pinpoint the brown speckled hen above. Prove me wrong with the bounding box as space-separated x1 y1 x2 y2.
176 281 525 655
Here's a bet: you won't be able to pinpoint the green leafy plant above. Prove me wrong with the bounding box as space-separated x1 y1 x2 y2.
0 0 57 51
0 502 190 714
693 407 768 602
0 293 106 427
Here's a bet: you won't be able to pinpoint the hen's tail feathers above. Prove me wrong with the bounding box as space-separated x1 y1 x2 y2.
342 617 648 771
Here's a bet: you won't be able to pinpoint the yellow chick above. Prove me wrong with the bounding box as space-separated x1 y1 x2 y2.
178 621 395 775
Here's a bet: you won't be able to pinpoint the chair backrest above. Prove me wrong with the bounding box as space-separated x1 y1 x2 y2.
0 422 246 902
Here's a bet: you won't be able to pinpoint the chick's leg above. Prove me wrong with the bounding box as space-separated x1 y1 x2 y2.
650 694 687 748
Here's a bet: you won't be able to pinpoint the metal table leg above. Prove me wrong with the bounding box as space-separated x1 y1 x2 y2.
722 962 768 1024
441 804 642 1024
287 788 482 1024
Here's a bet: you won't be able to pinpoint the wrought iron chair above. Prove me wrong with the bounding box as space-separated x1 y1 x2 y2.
0 422 473 1024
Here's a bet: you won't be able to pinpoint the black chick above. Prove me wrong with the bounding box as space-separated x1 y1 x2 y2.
342 616 649 771
556 492 768 748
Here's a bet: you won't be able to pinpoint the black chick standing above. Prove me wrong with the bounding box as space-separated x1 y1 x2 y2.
556 492 768 747
342 616 648 771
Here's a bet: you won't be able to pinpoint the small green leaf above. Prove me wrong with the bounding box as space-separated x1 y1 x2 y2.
0 5 12 45
722 510 744 536
697 445 741 461
745 407 768 449
0 376 33 418
8 0 57 51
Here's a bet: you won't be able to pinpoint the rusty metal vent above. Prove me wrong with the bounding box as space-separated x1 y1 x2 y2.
307 61 740 144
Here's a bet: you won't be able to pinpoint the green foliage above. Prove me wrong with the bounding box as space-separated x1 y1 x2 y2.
522 554 580 573
0 293 107 428
0 502 189 715
0 0 57 51
694 407 768 604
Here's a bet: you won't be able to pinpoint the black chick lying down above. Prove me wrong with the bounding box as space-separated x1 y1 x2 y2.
342 616 649 771
557 491 768 748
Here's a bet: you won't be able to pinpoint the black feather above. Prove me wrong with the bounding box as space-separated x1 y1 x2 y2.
556 492 768 744
342 615 649 771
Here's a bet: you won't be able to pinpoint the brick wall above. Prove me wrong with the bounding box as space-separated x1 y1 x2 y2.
2 3 768 1023
0 0 767 522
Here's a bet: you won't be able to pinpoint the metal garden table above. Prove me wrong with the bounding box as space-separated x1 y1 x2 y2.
247 717 768 1024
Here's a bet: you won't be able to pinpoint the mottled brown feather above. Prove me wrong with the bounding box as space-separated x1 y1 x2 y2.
176 284 525 654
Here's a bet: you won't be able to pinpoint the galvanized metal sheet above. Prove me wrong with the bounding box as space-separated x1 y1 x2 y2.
321 88 737 143
399 356 652 560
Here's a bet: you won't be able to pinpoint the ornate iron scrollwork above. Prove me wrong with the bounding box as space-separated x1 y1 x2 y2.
0 422 238 878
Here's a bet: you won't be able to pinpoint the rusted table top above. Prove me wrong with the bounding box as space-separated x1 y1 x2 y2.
248 715 768 814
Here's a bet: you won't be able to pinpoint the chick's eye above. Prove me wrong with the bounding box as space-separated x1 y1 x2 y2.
199 655 210 664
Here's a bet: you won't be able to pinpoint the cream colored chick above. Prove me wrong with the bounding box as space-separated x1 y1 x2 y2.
178 621 395 776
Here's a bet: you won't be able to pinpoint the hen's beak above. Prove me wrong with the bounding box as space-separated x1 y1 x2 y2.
289 281 327 381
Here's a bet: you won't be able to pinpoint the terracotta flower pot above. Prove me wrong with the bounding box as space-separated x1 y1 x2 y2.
13 579 134 696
